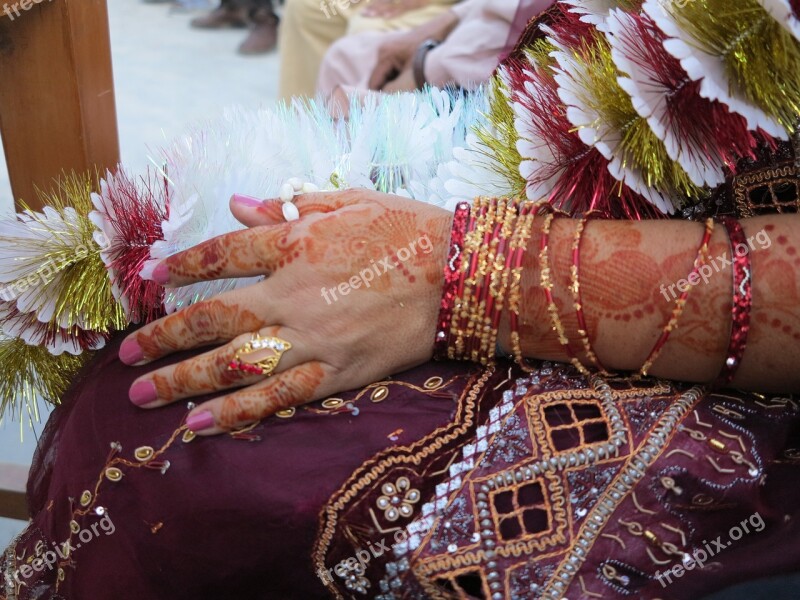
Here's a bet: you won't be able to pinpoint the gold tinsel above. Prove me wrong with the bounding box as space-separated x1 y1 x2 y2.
475 75 527 197
567 32 702 201
0 336 90 435
13 173 127 335
669 0 800 133
0 172 127 427
525 39 558 70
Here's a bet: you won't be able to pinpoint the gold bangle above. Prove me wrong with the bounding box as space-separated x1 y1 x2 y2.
569 217 611 376
507 201 543 372
539 212 592 378
638 218 715 377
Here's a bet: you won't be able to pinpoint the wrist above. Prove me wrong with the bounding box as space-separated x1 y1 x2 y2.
435 198 552 367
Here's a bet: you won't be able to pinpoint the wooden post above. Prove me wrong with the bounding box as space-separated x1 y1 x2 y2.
0 461 28 521
0 0 120 211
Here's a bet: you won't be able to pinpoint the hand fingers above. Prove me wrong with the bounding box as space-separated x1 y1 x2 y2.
184 361 337 435
369 57 397 90
128 326 304 407
119 293 275 365
155 223 295 287
151 190 378 287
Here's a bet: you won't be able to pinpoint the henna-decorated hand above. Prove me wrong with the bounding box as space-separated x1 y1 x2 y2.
121 189 452 435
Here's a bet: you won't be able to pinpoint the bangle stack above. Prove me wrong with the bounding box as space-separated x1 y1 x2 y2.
437 197 547 366
435 200 754 386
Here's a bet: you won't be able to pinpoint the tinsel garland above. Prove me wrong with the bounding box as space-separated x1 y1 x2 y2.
563 0 641 26
90 168 167 324
759 0 800 41
0 175 126 422
644 0 797 138
666 0 800 130
510 55 658 218
606 9 768 188
0 174 126 349
550 26 701 213
474 76 528 198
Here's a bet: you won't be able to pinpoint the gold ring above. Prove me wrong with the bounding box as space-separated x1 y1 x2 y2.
227 333 292 377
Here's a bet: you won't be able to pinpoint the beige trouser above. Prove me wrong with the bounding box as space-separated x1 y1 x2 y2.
277 0 456 101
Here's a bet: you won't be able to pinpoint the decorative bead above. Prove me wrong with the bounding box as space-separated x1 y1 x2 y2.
279 183 294 202
370 386 390 403
134 446 154 462
321 398 344 409
282 201 300 222
287 177 304 192
105 467 123 482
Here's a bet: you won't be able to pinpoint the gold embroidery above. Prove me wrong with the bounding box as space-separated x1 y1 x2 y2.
733 162 799 217
313 368 489 598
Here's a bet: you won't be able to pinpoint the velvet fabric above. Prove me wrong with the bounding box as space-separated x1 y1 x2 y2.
1 332 476 599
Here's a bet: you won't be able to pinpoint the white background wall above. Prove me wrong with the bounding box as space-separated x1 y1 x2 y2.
0 0 279 545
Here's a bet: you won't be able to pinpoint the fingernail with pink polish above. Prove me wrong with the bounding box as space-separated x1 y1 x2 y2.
139 259 159 281
187 410 216 433
119 338 144 365
232 193 264 207
151 262 170 286
129 380 158 407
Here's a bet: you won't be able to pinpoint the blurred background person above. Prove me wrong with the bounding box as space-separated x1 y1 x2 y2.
278 0 458 100
317 0 551 113
191 0 280 55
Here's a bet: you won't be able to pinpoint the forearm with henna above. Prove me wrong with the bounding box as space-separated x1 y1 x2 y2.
499 215 800 392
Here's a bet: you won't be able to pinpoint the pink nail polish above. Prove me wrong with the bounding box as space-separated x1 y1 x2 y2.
129 380 158 407
187 410 215 433
119 339 144 365
232 193 264 207
152 262 170 286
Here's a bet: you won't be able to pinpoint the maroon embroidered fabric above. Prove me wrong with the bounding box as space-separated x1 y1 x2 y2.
313 364 800 599
1 332 477 599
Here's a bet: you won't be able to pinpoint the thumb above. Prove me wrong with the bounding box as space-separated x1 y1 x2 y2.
369 56 397 90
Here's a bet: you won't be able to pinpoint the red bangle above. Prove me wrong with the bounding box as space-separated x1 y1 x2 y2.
450 201 487 359
714 216 752 386
434 202 470 360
